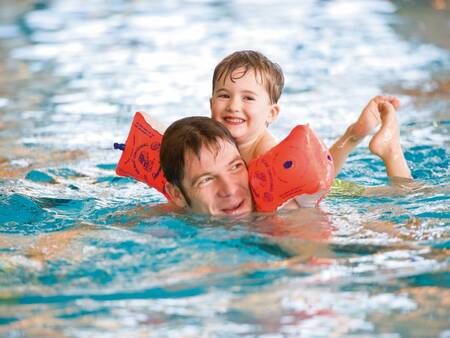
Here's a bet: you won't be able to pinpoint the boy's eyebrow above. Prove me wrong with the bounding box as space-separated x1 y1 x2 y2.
241 90 258 96
214 87 258 96
214 87 229 93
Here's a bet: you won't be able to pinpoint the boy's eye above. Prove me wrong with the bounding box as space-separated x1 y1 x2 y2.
218 94 229 99
244 96 255 101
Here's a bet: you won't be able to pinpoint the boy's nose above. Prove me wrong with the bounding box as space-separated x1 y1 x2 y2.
227 97 240 112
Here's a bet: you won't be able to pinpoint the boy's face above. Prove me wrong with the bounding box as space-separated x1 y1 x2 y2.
210 68 279 145
169 139 253 216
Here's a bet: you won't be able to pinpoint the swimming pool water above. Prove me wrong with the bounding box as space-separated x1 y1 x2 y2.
0 0 449 337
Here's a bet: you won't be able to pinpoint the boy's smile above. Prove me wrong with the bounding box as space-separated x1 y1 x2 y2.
210 67 279 147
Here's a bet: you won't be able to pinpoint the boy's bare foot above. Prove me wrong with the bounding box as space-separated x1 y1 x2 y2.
349 95 400 142
369 102 412 178
329 95 402 175
368 102 400 158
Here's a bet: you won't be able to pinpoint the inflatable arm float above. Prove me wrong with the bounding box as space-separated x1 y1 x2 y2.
115 112 334 212
248 125 334 211
115 112 170 200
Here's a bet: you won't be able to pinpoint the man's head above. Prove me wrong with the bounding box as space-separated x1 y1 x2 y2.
160 116 253 216
212 50 284 104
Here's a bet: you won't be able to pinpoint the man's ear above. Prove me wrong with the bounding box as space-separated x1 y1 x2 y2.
267 104 280 124
165 182 188 209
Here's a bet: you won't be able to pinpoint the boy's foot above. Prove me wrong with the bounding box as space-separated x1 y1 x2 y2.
349 95 400 142
368 102 412 179
368 102 401 159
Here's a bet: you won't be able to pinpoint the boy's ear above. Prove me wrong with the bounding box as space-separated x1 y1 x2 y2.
267 104 280 124
165 182 188 209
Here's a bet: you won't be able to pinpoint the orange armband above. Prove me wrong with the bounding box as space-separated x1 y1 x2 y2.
115 112 171 200
248 125 334 212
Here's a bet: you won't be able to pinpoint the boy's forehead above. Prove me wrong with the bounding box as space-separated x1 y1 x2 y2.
217 66 265 86
230 67 248 78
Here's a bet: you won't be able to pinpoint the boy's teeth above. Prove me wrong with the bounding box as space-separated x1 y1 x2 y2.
225 117 244 123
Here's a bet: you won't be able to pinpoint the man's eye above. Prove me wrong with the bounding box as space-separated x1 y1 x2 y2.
231 162 244 171
218 94 229 99
198 177 213 185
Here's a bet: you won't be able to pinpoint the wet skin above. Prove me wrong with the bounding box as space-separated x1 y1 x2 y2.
210 67 279 148
170 139 254 216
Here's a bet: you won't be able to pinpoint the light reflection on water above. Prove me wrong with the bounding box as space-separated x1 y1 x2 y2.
0 0 449 337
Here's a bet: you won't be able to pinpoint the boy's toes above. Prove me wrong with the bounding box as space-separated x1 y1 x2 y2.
378 101 396 115
390 97 401 109
373 95 400 110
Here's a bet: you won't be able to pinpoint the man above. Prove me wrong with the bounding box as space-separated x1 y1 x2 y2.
15 117 332 263
160 116 253 216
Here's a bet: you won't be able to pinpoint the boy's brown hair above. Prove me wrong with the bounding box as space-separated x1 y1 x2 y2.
212 50 285 104
160 116 237 202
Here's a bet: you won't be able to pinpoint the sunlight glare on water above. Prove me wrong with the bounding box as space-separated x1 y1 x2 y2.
0 0 449 337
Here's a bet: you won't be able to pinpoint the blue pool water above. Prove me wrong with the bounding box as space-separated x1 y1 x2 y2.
0 0 449 337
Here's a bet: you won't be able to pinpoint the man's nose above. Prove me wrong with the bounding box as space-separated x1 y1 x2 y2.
217 175 237 198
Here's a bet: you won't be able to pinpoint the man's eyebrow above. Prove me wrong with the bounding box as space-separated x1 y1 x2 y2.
229 155 244 166
190 155 243 186
190 171 212 187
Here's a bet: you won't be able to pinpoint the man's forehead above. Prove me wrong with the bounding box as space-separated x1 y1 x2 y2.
183 140 239 176
186 140 237 163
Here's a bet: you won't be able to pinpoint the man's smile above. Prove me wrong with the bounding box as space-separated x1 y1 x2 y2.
221 200 246 215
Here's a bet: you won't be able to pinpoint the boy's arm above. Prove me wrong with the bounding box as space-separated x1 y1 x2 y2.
140 111 167 134
254 131 279 155
329 126 359 174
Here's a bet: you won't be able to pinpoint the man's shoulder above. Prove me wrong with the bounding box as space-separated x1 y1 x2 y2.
141 202 184 216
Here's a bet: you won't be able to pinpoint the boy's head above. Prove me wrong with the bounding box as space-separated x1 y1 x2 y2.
160 116 253 216
210 51 284 145
212 50 284 104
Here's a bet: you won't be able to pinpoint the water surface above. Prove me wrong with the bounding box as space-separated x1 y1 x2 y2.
0 0 449 337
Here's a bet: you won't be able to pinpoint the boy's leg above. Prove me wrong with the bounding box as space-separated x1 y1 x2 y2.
329 96 400 174
369 102 412 179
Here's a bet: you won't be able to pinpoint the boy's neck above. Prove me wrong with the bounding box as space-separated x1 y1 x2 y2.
237 130 278 165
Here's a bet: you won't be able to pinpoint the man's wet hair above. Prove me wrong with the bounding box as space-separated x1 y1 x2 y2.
160 116 238 203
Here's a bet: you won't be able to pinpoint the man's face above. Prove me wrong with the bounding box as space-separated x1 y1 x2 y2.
180 140 253 216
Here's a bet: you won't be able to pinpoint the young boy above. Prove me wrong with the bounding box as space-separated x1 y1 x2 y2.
209 50 412 181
